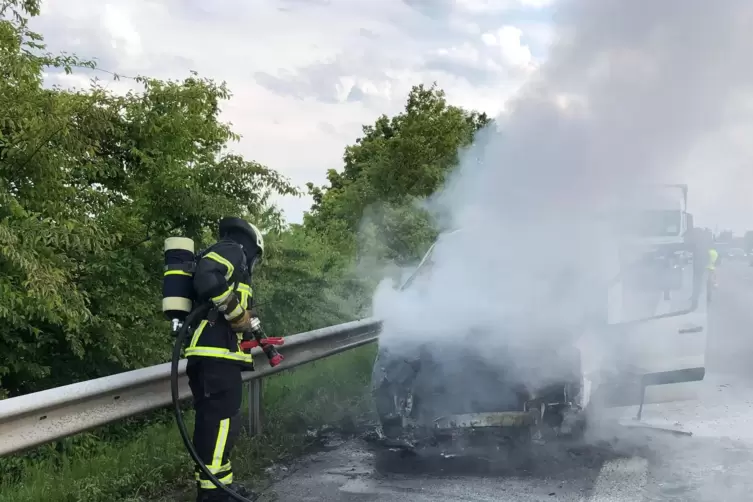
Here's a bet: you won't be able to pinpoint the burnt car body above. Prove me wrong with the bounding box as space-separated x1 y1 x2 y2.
370 231 587 451
371 190 709 453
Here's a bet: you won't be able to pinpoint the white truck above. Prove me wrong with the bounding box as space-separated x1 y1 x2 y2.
371 184 708 453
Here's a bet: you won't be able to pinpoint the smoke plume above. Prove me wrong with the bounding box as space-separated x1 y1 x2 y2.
370 0 753 494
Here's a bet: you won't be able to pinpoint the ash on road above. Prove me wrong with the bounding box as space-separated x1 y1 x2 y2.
254 264 753 502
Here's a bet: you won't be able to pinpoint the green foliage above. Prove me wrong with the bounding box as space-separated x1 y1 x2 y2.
0 345 376 502
0 1 493 496
254 225 369 336
305 83 491 266
0 8 490 392
0 4 301 396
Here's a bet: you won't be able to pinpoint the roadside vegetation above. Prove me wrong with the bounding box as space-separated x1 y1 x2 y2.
0 0 491 500
0 347 376 502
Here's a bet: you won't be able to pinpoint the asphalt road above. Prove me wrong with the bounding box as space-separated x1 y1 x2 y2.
254 262 753 502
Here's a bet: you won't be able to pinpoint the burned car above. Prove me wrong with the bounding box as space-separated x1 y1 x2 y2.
370 230 588 454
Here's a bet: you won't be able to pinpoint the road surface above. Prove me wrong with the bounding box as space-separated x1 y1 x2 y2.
254 262 753 502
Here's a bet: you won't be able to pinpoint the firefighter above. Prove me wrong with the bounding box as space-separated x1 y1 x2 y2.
708 247 719 288
186 217 264 502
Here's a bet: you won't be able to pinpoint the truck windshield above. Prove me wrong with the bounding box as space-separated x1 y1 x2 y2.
622 210 682 237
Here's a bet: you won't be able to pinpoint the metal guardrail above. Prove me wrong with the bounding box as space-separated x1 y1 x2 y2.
0 318 382 457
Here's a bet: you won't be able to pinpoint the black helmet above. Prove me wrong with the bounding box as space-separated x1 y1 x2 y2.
218 217 265 265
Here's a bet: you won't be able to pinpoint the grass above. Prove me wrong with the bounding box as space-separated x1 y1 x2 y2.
0 344 377 502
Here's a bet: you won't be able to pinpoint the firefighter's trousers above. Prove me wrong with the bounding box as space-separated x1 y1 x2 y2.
187 358 243 493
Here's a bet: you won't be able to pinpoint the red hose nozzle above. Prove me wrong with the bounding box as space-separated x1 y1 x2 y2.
268 352 284 367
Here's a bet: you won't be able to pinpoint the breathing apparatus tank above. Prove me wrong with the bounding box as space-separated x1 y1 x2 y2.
162 237 197 333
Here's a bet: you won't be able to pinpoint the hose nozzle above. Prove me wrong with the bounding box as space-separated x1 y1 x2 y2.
239 336 285 367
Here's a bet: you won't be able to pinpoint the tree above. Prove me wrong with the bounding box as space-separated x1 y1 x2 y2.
253 225 369 337
304 83 491 267
0 1 299 395
0 1 493 397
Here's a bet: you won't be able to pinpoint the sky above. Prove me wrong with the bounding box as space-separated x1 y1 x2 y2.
30 0 753 232
31 0 556 224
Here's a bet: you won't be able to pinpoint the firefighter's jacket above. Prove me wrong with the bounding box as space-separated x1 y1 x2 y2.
185 239 255 367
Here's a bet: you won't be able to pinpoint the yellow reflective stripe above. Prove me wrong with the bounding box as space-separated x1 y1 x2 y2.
237 283 252 309
185 346 253 363
213 461 232 474
227 304 244 320
197 472 233 489
211 418 230 470
164 270 191 276
206 252 235 281
195 462 231 478
211 285 234 305
189 320 208 349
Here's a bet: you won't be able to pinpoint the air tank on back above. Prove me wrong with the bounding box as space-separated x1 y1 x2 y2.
162 236 196 331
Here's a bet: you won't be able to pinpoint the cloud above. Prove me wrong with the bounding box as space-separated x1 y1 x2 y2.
421 24 539 87
253 53 401 105
454 0 554 14
31 0 553 223
482 26 534 70
279 0 332 7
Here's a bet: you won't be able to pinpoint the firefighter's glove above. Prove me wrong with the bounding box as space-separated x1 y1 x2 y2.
236 316 262 340
228 309 254 333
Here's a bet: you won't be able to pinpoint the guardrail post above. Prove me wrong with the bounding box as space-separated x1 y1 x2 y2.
247 379 263 436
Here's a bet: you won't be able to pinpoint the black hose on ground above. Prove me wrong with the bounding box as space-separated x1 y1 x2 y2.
171 302 256 502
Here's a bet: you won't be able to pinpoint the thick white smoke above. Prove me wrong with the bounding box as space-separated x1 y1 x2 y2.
371 0 753 447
